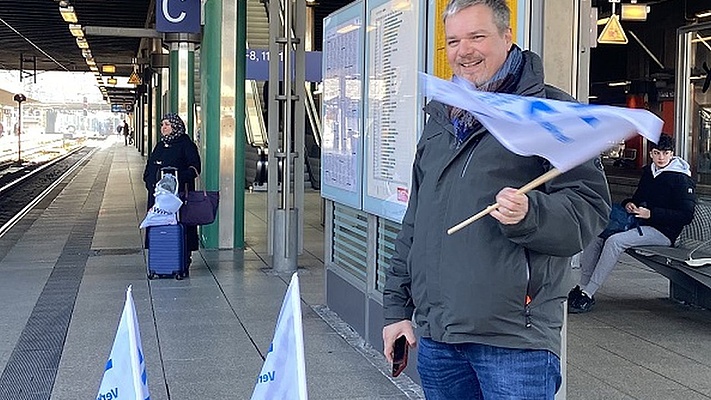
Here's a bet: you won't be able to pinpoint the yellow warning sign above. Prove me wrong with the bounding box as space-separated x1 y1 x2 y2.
598 14 628 44
127 71 141 85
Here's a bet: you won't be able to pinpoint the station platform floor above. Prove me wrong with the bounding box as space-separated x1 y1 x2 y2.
1 138 710 399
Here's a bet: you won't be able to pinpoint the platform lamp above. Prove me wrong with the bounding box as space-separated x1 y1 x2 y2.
13 93 26 164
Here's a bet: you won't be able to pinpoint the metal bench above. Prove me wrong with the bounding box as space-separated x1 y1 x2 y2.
626 201 711 308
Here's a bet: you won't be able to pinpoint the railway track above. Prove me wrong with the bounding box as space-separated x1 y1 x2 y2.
0 147 96 238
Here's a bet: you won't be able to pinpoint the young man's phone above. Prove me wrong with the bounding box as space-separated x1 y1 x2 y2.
391 336 408 377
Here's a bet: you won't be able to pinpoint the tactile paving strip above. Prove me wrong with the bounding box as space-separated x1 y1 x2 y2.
0 150 110 399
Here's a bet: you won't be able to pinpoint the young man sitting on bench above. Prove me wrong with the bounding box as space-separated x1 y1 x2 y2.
568 134 697 313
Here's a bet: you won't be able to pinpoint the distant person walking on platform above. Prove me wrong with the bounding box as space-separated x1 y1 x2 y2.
143 113 201 253
568 134 696 313
123 120 130 145
381 1 610 399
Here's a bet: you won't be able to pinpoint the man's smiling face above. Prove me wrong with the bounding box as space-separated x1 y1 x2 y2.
445 4 512 87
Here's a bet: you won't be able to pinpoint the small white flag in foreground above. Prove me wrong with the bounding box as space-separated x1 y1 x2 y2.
251 273 308 400
96 286 150 400
419 72 663 172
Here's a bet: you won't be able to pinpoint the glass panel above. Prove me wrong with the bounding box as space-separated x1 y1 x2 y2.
688 27 711 185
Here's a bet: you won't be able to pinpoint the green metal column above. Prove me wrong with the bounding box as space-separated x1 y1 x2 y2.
169 48 179 113
235 0 246 248
200 0 222 249
154 74 162 150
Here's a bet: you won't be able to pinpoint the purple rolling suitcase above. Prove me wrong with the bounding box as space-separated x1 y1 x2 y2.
147 224 189 280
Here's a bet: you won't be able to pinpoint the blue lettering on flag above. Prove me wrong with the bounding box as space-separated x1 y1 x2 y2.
523 99 577 143
258 371 276 383
104 359 113 371
96 388 118 400
528 100 558 118
504 111 522 121
484 94 516 108
566 103 601 127
268 343 273 353
580 116 601 127
539 122 573 143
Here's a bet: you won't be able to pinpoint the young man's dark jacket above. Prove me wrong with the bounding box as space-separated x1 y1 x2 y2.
622 158 696 244
383 51 611 356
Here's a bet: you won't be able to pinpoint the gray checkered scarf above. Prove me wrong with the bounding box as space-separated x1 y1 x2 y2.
449 45 524 147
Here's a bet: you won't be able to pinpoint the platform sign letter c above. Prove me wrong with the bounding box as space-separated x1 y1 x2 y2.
162 0 186 23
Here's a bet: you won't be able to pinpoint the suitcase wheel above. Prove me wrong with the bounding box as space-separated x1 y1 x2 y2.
175 273 184 280
148 272 156 280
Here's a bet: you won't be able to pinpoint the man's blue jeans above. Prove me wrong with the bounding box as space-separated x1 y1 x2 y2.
417 337 561 400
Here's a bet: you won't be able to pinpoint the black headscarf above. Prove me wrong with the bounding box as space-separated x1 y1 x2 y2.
160 113 186 143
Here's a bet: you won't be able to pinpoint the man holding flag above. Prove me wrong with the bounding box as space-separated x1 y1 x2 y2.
383 0 613 398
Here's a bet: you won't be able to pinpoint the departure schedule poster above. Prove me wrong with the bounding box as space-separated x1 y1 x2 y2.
363 0 424 222
320 1 364 209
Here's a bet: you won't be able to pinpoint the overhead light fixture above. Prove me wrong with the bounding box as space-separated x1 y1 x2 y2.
59 5 78 23
82 49 92 59
607 80 631 87
68 24 83 37
621 4 648 21
85 58 96 67
102 64 116 74
696 10 711 19
107 77 117 85
76 37 89 49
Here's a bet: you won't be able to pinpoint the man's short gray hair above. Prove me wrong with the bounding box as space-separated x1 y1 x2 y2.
443 0 511 33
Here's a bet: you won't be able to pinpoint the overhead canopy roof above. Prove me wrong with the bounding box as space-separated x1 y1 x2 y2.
0 0 353 105
0 0 152 105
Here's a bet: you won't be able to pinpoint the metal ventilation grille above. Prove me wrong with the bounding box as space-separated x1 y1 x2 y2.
332 203 368 284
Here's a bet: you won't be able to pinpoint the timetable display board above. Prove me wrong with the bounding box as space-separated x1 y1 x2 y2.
362 0 425 223
320 1 365 209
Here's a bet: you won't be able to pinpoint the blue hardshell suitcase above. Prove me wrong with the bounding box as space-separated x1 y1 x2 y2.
147 224 189 280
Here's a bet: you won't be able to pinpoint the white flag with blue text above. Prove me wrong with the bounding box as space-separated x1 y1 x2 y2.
96 286 150 400
420 72 663 172
251 273 308 400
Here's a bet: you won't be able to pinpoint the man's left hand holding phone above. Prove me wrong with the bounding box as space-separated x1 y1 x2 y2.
383 320 415 378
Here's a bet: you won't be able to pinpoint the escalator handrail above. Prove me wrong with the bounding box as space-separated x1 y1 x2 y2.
245 79 268 148
304 83 322 148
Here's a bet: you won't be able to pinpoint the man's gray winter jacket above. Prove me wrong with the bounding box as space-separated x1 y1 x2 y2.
383 51 611 356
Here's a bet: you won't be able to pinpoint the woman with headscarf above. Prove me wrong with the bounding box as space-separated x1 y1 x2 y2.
143 113 201 253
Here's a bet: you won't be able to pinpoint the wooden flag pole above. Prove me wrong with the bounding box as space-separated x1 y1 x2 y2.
447 168 563 235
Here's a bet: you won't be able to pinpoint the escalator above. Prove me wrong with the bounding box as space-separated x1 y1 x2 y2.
245 0 270 188
246 0 322 190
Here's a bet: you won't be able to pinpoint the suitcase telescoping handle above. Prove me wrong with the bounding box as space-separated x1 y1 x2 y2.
160 166 178 179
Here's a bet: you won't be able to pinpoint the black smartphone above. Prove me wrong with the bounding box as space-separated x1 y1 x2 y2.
391 336 408 377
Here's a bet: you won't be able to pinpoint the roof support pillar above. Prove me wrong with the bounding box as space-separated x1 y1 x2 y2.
165 33 199 138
